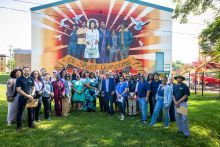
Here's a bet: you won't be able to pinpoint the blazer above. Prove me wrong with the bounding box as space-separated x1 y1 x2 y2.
102 78 115 94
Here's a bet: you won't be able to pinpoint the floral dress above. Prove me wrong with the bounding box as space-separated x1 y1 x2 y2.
83 78 98 112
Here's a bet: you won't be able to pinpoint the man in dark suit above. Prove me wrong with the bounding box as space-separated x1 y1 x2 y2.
102 72 115 115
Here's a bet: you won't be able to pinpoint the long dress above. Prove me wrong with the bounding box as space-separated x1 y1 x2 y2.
68 30 77 57
83 78 98 112
84 29 100 59
72 80 84 102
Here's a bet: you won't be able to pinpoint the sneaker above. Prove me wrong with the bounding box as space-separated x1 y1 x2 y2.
47 118 52 121
142 121 147 124
164 126 169 129
120 115 125 121
7 122 12 126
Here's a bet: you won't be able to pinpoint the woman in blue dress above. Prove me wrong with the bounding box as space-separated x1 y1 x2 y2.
83 72 98 112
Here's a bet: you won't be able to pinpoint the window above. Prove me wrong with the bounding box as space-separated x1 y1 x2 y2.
156 52 164 72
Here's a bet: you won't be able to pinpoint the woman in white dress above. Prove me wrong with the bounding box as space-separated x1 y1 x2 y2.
84 19 100 63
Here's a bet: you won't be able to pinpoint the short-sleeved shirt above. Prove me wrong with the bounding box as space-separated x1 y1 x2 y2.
173 83 190 102
16 76 34 97
151 80 162 96
116 82 128 97
137 80 150 98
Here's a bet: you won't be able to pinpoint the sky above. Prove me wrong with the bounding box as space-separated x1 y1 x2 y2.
0 0 215 63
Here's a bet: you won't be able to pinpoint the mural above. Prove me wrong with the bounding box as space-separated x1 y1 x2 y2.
31 0 173 73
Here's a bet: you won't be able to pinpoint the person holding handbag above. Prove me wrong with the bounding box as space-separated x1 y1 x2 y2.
31 70 44 122
84 19 100 63
6 68 22 126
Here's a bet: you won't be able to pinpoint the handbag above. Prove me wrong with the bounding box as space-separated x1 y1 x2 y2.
87 47 97 55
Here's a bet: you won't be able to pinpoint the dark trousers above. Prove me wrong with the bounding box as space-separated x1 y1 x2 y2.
169 100 176 122
105 92 114 115
98 94 106 112
33 97 42 121
42 97 50 119
17 96 33 128
118 97 127 115
149 95 154 116
54 98 62 116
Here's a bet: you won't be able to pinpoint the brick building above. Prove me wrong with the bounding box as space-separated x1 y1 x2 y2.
14 50 31 69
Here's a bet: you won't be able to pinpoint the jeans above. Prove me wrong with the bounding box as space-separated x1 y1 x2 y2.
118 96 127 115
105 92 114 115
152 96 163 121
175 102 190 136
42 97 50 119
17 96 34 128
138 97 148 121
150 97 170 127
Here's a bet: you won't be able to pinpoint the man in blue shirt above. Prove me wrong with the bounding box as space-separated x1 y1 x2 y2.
173 75 190 138
136 74 150 124
16 67 35 130
151 72 162 121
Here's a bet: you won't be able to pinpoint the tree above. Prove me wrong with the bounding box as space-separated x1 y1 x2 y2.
173 0 219 23
199 16 220 61
7 58 15 71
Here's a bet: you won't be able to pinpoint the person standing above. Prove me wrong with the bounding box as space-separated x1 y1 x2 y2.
149 77 172 128
6 69 22 126
98 21 111 63
16 67 35 130
147 73 154 116
31 70 44 122
116 75 129 120
151 72 162 121
84 19 100 63
67 24 78 57
83 72 98 112
76 21 88 60
136 74 150 124
102 72 115 115
72 74 84 111
128 75 137 116
42 73 54 121
168 77 176 122
173 75 190 138
52 75 65 117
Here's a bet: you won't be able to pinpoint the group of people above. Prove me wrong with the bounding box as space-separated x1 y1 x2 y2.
6 67 190 138
67 19 133 63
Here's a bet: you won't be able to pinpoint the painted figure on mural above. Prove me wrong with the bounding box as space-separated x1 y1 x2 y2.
67 24 78 57
97 21 111 63
76 21 88 60
109 29 120 62
84 19 100 63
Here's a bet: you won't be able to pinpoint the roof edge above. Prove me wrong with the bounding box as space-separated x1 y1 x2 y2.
30 0 173 12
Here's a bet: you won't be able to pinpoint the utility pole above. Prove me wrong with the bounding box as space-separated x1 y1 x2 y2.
9 45 13 72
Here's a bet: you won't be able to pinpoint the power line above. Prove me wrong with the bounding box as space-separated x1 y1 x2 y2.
13 0 207 26
0 6 199 36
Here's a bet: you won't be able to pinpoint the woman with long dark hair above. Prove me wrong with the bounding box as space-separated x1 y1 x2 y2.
6 68 22 126
30 70 44 121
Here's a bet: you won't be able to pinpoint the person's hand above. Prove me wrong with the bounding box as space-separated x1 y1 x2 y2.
107 45 110 50
174 101 179 107
145 97 148 102
50 92 54 97
27 95 34 100
86 41 90 45
39 91 43 95
111 91 115 96
95 40 98 45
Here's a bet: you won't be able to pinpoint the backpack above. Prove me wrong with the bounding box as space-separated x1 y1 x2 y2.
6 79 17 102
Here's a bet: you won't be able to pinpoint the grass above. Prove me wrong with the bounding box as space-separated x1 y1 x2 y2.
0 73 9 84
0 85 220 146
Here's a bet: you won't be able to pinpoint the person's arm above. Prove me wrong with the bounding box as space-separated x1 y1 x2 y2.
177 85 190 104
145 83 151 101
16 87 33 100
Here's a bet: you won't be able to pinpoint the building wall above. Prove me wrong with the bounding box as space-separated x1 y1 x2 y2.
0 56 7 72
15 54 31 70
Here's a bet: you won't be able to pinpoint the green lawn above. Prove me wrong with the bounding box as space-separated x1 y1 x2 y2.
0 85 219 146
0 73 9 84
